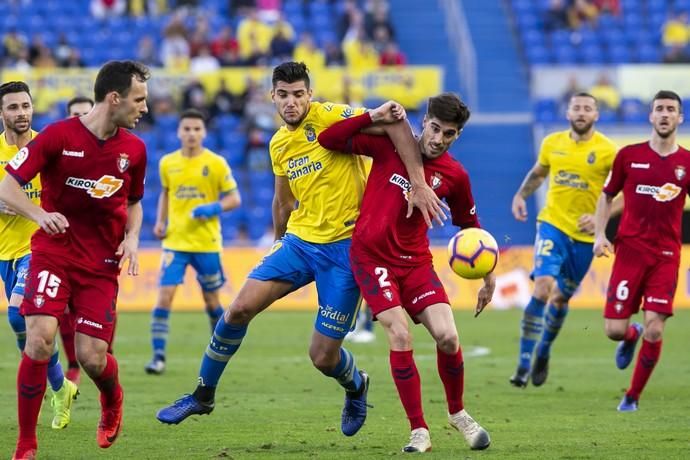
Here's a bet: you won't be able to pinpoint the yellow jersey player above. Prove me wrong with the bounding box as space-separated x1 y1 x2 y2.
145 109 241 375
157 62 445 436
0 81 78 431
510 92 618 388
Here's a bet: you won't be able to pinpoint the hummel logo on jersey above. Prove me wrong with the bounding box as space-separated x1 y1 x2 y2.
66 175 124 199
62 149 84 157
631 162 650 169
635 183 681 202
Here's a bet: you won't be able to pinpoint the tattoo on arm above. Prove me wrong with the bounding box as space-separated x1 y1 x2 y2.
518 171 545 198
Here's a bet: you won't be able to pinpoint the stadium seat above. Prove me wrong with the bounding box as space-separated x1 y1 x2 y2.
638 44 660 63
525 45 551 64
534 99 559 123
553 43 578 63
606 44 631 63
620 98 647 123
580 44 605 64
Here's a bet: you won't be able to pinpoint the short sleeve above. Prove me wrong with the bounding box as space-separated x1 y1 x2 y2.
128 144 146 202
159 156 169 189
536 137 550 168
448 167 480 229
269 138 286 176
603 147 626 196
218 158 237 193
5 123 62 185
316 102 367 126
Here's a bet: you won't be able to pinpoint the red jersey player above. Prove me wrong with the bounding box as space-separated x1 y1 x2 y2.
318 93 495 453
0 60 150 460
594 90 689 412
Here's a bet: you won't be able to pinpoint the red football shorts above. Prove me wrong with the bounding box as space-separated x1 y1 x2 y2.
350 251 449 322
21 251 119 343
604 242 678 319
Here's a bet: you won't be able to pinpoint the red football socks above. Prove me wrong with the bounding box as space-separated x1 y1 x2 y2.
390 350 427 430
437 346 465 415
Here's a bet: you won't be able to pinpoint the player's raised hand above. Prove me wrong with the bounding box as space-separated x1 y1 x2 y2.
577 213 595 235
475 273 495 317
116 235 140 275
370 100 407 124
593 235 613 258
37 211 69 235
0 199 17 215
406 183 449 228
511 194 528 221
153 221 166 240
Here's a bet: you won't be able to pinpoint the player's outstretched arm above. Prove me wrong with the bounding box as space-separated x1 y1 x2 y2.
118 200 142 275
512 162 548 222
383 120 449 228
272 175 296 241
593 192 614 257
0 174 68 234
475 273 495 317
153 187 168 239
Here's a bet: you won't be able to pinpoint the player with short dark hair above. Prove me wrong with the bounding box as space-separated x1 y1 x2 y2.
0 80 79 433
156 61 446 437
594 90 688 412
509 92 619 388
66 96 94 118
145 108 241 375
318 93 493 453
0 60 150 459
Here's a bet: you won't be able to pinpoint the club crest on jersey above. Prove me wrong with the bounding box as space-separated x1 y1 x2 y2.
431 173 443 190
383 289 393 301
202 165 209 177
66 175 124 199
675 165 686 180
587 152 596 164
304 123 316 142
117 153 129 173
34 294 44 308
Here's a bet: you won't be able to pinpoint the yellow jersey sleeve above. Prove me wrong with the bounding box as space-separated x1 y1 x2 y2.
268 101 368 243
159 155 170 189
0 131 40 260
217 157 237 193
537 136 551 167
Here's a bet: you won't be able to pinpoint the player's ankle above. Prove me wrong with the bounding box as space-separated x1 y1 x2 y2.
193 385 216 404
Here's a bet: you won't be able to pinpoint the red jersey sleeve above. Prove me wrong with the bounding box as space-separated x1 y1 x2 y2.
603 146 626 196
5 123 63 185
128 141 147 202
448 166 480 229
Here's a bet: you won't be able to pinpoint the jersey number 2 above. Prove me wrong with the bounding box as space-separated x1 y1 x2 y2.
374 267 391 288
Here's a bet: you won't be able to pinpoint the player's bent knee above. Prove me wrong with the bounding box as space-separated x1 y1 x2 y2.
643 327 663 342
604 323 626 341
385 324 412 350
227 300 259 324
25 335 55 360
308 346 340 373
435 332 459 354
77 352 107 377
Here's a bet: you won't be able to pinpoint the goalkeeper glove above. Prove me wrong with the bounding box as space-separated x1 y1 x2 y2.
192 202 222 219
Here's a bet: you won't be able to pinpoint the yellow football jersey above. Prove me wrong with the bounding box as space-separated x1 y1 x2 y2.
0 130 40 260
270 101 368 243
537 130 618 243
160 149 237 252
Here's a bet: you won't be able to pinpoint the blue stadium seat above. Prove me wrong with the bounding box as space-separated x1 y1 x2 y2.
521 29 546 48
534 99 558 123
580 44 605 64
638 44 660 62
553 43 578 63
215 114 241 133
646 0 668 15
600 28 625 47
549 30 572 48
620 98 647 123
597 109 619 124
606 44 632 63
526 45 551 64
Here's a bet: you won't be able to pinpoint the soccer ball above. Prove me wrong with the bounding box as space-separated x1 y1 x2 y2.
447 228 499 280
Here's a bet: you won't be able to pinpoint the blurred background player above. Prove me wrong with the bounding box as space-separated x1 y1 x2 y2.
345 302 375 343
58 95 96 386
0 60 149 459
510 93 618 388
156 62 444 437
0 81 78 432
145 108 241 375
594 90 688 412
319 95 492 453
66 96 94 118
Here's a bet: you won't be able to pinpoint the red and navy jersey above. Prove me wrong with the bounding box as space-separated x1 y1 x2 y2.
350 134 479 267
5 117 146 274
604 141 690 260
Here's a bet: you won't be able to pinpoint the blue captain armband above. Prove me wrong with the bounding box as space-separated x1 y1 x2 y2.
192 202 223 219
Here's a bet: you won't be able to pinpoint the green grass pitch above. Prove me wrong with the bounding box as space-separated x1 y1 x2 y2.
1 309 689 459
